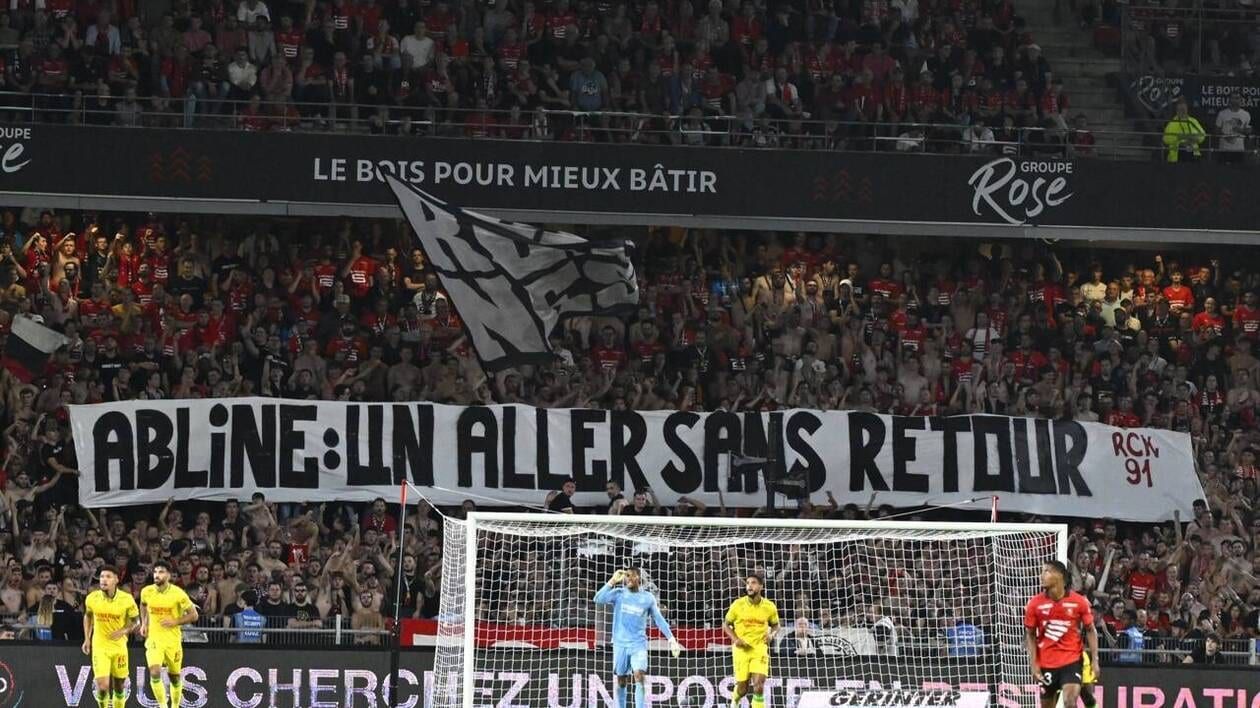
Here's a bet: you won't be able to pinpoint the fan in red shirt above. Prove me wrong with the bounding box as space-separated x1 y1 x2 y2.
1106 395 1141 427
1233 291 1260 339
547 0 577 41
899 311 928 352
341 241 378 299
803 44 830 84
910 72 940 121
1009 335 1049 385
1161 271 1194 313
867 263 903 301
1191 297 1224 338
47 0 74 19
275 16 304 63
1027 269 1066 326
143 234 173 286
355 0 384 36
1126 552 1158 608
362 498 397 535
590 325 627 373
730 3 761 48
1024 560 1099 708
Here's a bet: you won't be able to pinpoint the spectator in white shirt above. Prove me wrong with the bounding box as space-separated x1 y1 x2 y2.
1216 92 1251 164
891 0 918 22
895 127 925 152
400 21 436 71
237 0 271 25
964 311 1000 361
1081 265 1107 303
84 11 121 55
964 118 996 153
226 48 258 102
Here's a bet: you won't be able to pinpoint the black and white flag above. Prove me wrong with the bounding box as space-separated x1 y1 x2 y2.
3 315 68 382
386 176 638 371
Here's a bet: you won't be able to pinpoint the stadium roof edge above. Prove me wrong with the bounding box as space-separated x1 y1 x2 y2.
3 191 1251 246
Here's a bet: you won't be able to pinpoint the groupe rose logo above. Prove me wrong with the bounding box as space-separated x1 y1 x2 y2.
0 659 20 707
0 127 31 176
967 158 1073 226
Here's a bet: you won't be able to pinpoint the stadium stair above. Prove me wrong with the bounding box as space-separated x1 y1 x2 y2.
1022 3 1148 160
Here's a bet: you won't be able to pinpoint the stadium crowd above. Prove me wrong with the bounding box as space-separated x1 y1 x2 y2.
0 208 1257 665
1115 1 1260 76
0 0 1089 149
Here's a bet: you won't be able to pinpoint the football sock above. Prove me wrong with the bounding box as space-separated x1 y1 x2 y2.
150 678 168 708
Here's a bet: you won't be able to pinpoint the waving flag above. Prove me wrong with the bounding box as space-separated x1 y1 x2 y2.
386 176 638 371
3 315 68 382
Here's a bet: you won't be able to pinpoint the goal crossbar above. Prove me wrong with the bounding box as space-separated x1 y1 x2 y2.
465 511 1068 536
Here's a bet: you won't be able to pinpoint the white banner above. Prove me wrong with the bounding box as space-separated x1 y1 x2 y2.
798 691 991 708
68 398 1203 520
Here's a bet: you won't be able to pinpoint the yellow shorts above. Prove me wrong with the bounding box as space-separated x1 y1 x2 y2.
732 645 770 682
92 645 129 680
1082 652 1095 685
144 640 184 674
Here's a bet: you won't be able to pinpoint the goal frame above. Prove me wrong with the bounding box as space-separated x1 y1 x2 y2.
458 511 1068 708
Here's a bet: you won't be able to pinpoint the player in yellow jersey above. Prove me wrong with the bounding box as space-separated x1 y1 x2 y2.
140 560 199 708
83 565 140 708
1079 644 1098 708
723 574 780 708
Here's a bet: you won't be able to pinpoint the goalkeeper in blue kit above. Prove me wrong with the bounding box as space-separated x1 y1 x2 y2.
594 567 684 708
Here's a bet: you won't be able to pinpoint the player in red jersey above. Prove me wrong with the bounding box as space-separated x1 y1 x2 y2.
1024 560 1099 708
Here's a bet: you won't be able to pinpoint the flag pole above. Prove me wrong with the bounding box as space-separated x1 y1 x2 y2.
388 481 408 706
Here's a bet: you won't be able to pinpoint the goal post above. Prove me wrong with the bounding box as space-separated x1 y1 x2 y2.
434 512 1067 708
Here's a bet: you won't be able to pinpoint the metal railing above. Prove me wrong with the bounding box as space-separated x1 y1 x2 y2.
1097 644 1259 665
192 623 392 646
1 614 392 646
4 617 1256 665
0 89 1247 163
777 636 1260 666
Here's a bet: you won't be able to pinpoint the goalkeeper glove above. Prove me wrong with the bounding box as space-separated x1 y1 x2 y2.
609 570 627 585
669 639 684 658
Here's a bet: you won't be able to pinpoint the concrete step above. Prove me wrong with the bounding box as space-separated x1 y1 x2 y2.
1038 44 1106 59
1051 58 1124 79
1030 27 1091 44
1065 86 1119 101
1074 107 1128 123
1093 125 1147 142
1020 1 1138 145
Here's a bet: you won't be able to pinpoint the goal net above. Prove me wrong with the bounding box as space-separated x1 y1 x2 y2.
432 513 1066 708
